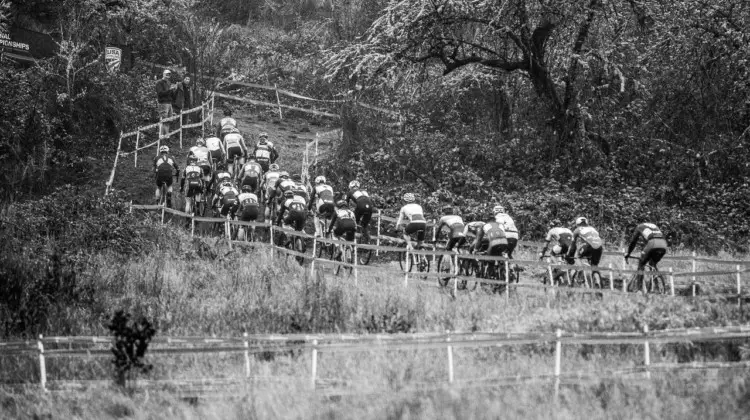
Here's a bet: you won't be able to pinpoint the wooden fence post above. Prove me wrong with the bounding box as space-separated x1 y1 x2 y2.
161 202 166 224
179 109 184 149
669 267 675 296
453 253 459 295
548 263 555 287
191 215 195 238
447 335 454 384
201 105 205 139
431 221 437 270
275 84 283 120
37 335 47 392
354 244 359 286
608 263 614 291
554 329 562 400
643 324 651 379
310 237 317 276
134 130 140 168
243 332 250 379
737 265 742 307
505 259 510 302
692 251 697 296
376 210 381 257
225 215 232 250
310 338 318 390
404 249 409 288
210 95 215 126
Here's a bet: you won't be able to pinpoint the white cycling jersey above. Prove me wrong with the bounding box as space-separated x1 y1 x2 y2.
396 203 426 227
220 117 237 131
494 213 519 239
237 192 258 205
206 137 222 151
314 184 334 211
219 185 238 197
574 226 603 249
351 190 369 200
184 164 202 177
189 146 210 161
463 221 485 237
224 132 244 148
263 171 280 188
241 161 262 176
335 208 355 220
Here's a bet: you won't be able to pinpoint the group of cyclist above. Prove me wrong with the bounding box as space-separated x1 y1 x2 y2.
153 107 666 286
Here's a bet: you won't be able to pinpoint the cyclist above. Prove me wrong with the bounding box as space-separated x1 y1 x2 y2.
309 175 335 237
346 180 375 242
290 174 309 201
328 200 357 258
252 132 279 172
395 193 427 250
275 189 308 232
218 107 237 141
539 222 575 264
205 136 225 169
223 128 247 176
566 217 604 268
463 219 486 249
153 145 179 208
262 163 282 219
179 156 204 216
493 205 519 258
212 179 240 218
435 206 466 252
269 171 293 210
236 185 261 240
238 157 263 194
624 222 669 287
188 138 212 182
473 220 508 257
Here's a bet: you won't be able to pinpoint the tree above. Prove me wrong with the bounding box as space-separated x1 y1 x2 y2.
325 0 641 151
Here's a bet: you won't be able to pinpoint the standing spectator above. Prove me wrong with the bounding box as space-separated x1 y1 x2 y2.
182 76 193 123
172 73 185 119
155 69 174 138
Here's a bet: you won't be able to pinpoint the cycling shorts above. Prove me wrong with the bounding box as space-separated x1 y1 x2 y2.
200 163 212 177
488 240 509 257
258 160 269 173
219 194 238 217
209 149 223 163
185 179 203 198
238 204 259 222
576 244 603 266
284 210 307 231
241 176 259 191
551 243 574 264
446 236 466 251
639 238 668 268
333 219 357 242
355 203 373 227
506 237 518 259
226 146 243 163
317 202 334 217
405 221 427 242
155 173 173 187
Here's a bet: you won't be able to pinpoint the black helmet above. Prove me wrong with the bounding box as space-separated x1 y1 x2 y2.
291 174 302 183
241 185 253 193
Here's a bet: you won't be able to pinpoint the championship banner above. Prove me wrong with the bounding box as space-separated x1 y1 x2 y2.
105 46 122 72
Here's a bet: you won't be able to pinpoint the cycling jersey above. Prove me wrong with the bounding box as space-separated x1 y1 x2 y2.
253 142 278 166
627 223 668 268
494 213 519 240
206 137 223 152
217 185 239 217
396 203 426 226
545 227 574 246
291 182 309 201
153 154 178 186
211 170 232 192
188 145 208 161
237 192 260 221
473 222 508 255
277 195 307 230
310 184 335 214
572 226 603 249
240 161 262 180
346 187 374 234
329 208 357 241
274 179 296 201
463 221 485 237
220 117 237 132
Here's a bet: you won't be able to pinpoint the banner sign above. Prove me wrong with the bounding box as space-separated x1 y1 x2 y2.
105 46 122 72
0 26 56 62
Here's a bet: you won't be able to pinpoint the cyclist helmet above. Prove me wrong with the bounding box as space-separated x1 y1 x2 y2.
283 190 294 199
403 193 415 203
159 145 169 153
220 179 233 188
575 216 588 226
247 155 256 161
259 132 268 143
187 155 197 165
315 175 326 184
290 174 301 182
216 162 226 171
241 185 253 193
442 205 453 215
336 199 347 208
349 180 360 189
196 138 205 147
223 106 233 116
269 163 279 171
552 245 563 255
280 171 290 179
493 205 505 214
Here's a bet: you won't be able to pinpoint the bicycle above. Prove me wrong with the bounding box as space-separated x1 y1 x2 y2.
157 169 178 208
397 230 431 274
625 256 667 294
276 226 306 266
314 216 335 259
355 224 373 266
539 251 574 287
333 237 355 276
474 250 516 294
566 256 602 289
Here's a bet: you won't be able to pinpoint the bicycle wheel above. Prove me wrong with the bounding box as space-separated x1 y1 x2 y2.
356 229 373 265
294 236 306 265
652 273 667 294
336 245 354 276
437 255 452 287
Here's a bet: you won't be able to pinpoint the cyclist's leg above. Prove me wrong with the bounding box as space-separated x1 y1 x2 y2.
360 208 372 241
506 237 518 259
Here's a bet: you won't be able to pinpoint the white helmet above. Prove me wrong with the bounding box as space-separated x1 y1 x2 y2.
159 145 169 153
269 163 279 171
575 216 588 226
493 205 505 214
349 180 360 189
315 176 326 184
403 193 415 203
